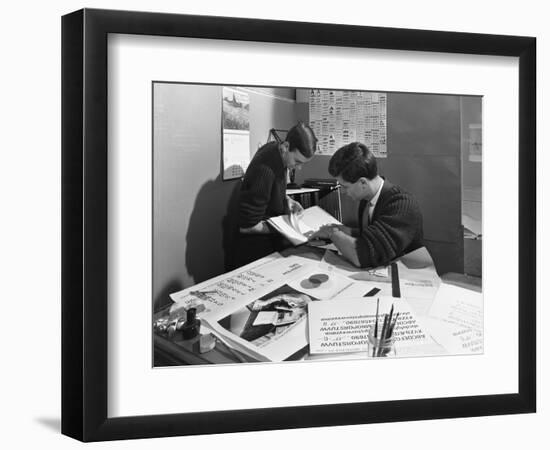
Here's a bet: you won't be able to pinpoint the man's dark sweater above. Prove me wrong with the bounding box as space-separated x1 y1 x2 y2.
239 141 289 228
354 180 423 268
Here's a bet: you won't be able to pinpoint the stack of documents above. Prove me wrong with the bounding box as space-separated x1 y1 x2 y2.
168 246 482 363
171 253 358 362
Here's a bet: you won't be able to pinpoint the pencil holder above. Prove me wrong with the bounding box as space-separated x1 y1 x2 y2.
367 328 396 358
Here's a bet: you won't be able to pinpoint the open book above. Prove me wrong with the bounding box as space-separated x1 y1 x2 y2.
267 206 342 246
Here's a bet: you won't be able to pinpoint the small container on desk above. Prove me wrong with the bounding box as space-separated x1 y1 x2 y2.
367 327 396 358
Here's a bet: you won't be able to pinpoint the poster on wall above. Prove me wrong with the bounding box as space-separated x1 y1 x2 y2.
309 89 387 157
222 87 250 180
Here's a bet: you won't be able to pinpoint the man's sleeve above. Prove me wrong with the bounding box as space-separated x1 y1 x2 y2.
355 193 422 268
239 165 276 228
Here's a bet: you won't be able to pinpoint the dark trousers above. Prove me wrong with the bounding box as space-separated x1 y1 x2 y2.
232 233 290 269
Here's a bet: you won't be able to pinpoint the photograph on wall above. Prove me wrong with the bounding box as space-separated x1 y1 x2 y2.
152 81 483 367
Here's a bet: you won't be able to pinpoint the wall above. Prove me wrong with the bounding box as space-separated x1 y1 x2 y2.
461 97 483 275
296 91 465 274
461 96 483 232
153 83 296 309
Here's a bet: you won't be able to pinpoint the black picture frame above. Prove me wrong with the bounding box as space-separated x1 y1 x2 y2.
61 8 536 442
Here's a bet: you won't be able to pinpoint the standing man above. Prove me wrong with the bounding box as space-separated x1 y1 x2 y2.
311 142 423 268
235 122 318 267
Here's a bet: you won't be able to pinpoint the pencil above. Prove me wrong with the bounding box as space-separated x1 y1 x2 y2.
387 304 394 337
377 314 389 357
389 312 400 337
374 298 380 338
372 298 380 357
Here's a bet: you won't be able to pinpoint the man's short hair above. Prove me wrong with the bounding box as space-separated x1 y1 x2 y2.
286 122 318 158
328 142 378 182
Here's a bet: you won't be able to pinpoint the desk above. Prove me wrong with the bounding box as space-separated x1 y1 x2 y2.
153 247 326 366
154 246 480 366
154 328 258 366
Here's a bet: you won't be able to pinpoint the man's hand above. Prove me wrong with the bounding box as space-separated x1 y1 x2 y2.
334 224 353 235
287 197 304 216
309 224 352 240
309 224 338 240
239 221 271 234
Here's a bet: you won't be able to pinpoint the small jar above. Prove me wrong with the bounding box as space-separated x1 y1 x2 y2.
180 307 201 340
367 328 396 358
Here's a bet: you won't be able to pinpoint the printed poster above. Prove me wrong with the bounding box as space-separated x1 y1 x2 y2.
309 90 387 158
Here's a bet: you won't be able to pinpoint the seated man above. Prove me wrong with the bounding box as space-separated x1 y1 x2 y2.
310 142 423 268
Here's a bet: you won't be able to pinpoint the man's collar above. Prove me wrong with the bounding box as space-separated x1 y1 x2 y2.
368 178 384 207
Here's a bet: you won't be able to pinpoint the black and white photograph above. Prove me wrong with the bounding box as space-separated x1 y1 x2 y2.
152 83 484 366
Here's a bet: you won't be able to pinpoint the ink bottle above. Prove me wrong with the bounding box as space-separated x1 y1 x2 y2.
180 307 201 340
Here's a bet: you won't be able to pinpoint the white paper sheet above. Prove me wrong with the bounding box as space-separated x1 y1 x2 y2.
286 269 356 301
318 251 393 299
169 253 307 317
396 258 441 301
268 206 342 246
426 283 484 354
298 206 342 232
308 296 435 356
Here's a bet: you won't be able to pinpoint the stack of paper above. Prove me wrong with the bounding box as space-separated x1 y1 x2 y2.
199 262 358 362
167 245 477 363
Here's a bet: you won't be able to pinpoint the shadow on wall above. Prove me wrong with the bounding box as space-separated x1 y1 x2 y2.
154 278 184 313
185 172 242 285
222 177 242 272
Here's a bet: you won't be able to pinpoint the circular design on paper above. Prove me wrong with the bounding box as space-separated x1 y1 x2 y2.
300 273 330 289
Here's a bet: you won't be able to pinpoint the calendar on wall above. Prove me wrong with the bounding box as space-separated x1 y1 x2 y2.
222 87 251 180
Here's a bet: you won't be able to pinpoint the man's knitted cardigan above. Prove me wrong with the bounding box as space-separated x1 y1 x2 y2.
354 180 424 268
239 141 289 228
